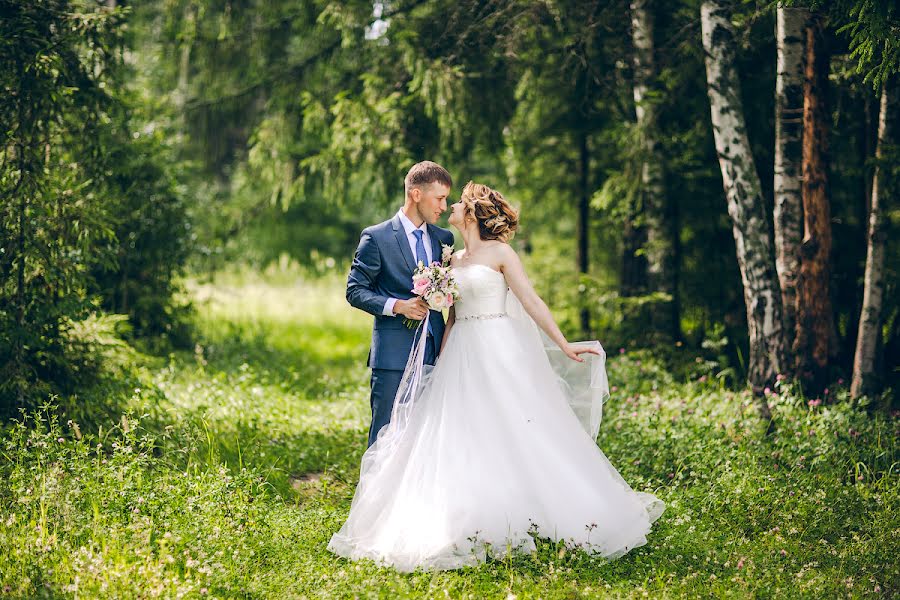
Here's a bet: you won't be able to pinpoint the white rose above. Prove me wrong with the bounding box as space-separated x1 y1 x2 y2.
427 291 449 310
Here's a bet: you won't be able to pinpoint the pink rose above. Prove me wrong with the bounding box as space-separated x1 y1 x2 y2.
412 277 429 295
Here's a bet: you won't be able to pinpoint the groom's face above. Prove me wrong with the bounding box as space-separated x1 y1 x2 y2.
413 182 450 225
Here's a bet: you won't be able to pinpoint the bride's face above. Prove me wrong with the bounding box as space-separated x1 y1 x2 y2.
448 201 465 229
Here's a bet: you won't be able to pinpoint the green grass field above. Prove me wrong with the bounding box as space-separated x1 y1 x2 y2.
1 271 897 598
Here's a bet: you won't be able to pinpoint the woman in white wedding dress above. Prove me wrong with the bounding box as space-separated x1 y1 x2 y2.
328 182 664 572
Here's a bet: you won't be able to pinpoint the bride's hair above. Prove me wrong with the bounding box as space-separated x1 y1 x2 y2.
460 181 519 242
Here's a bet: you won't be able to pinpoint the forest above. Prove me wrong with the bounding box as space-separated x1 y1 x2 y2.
1 0 898 597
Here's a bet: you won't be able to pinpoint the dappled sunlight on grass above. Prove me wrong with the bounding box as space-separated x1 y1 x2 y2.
187 270 368 328
154 273 373 495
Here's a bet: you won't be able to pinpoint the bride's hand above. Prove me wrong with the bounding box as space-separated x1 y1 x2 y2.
563 344 601 363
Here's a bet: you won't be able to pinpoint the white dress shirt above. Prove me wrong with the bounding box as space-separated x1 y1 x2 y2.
382 210 433 317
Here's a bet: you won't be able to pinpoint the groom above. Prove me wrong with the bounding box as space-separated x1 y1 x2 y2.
346 161 455 447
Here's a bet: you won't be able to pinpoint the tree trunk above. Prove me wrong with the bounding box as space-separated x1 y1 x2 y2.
176 4 195 108
631 0 677 340
794 13 833 390
577 131 591 337
773 5 806 356
700 0 787 417
620 217 647 298
843 95 878 361
851 78 895 400
15 153 26 405
863 96 875 219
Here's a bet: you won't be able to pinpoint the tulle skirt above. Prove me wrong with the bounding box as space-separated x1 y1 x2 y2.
328 315 664 572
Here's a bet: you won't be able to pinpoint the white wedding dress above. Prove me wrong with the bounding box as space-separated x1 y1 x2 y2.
328 263 664 572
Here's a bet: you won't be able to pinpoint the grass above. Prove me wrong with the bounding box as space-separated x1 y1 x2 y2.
1 268 898 598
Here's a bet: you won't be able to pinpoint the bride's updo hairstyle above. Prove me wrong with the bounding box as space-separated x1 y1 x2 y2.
460 181 519 243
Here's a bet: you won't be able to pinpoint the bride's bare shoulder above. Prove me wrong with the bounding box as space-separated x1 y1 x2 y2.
491 243 522 272
493 242 519 261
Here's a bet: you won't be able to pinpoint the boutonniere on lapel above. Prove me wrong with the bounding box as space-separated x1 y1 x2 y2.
405 244 459 329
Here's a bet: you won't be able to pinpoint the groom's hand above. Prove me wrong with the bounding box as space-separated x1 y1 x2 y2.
394 297 429 320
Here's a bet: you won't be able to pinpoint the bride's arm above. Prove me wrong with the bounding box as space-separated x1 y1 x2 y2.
499 245 598 363
440 306 455 353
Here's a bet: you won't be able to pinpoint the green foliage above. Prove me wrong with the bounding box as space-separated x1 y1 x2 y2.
6 0 899 411
89 130 193 343
827 0 900 89
1 274 897 597
0 0 125 411
0 1 195 413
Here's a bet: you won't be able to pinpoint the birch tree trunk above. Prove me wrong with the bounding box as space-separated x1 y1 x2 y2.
794 13 834 389
851 79 895 400
700 0 787 410
175 4 195 109
631 0 678 340
774 5 806 355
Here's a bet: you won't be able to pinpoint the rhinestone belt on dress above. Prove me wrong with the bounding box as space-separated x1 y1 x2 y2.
456 312 507 322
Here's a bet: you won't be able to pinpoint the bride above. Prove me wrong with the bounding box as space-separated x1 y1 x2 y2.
328 181 664 572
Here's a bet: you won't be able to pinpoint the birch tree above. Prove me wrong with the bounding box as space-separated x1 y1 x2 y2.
631 0 678 340
774 5 806 354
700 0 787 409
852 78 896 401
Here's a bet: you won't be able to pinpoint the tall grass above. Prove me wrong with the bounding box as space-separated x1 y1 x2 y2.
1 269 897 598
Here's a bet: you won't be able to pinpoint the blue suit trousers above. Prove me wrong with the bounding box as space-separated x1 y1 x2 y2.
368 334 436 447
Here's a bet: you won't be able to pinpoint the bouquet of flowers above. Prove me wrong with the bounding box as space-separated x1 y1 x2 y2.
405 244 459 329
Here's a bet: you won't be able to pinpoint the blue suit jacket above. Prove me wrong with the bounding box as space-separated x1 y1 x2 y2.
347 214 455 371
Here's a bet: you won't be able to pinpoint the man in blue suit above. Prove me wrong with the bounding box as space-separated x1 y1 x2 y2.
346 161 456 447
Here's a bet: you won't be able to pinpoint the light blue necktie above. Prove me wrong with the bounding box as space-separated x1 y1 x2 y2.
412 230 432 336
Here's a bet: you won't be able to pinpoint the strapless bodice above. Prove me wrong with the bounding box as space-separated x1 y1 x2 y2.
453 264 509 321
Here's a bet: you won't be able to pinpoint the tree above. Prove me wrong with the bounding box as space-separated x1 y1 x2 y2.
700 0 787 414
0 0 124 408
577 129 592 337
793 11 835 389
773 5 806 353
630 0 678 340
851 77 896 401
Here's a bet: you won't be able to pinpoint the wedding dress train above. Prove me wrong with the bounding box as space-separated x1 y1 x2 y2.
328 263 664 572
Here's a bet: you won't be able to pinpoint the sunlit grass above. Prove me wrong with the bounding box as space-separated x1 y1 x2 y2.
1 270 897 598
